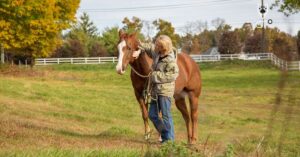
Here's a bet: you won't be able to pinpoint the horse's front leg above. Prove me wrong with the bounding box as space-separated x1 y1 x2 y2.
135 92 151 140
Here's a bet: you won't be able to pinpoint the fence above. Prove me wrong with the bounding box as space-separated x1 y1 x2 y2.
35 53 300 71
35 57 117 65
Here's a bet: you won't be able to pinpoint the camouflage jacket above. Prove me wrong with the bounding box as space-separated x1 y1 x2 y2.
139 43 179 98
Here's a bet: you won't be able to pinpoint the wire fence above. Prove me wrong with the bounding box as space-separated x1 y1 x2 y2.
35 53 300 71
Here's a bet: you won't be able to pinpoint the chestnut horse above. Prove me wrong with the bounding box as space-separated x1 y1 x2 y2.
116 30 201 144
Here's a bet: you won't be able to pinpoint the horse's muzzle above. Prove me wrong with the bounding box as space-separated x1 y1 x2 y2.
116 66 125 75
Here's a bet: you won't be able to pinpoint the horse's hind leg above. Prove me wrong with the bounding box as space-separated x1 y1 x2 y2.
174 94 192 143
188 91 199 144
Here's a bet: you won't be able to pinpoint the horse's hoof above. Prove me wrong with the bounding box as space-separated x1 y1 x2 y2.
144 134 150 141
144 130 152 141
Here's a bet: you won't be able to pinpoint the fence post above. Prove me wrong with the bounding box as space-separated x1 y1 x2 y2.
25 59 28 68
112 57 115 63
85 58 87 64
44 58 46 65
98 57 101 64
58 58 60 64
71 58 73 64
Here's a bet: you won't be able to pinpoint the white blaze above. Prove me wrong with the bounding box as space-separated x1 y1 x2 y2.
116 40 126 74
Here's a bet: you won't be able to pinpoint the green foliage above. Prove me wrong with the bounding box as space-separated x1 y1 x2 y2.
100 27 120 56
78 12 98 37
122 16 145 40
153 19 180 47
122 16 143 34
144 142 201 157
0 0 80 59
53 13 108 57
271 0 300 16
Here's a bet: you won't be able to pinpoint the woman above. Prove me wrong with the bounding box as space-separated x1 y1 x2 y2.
134 35 179 143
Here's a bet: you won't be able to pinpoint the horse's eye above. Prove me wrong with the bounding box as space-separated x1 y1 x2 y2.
127 47 131 50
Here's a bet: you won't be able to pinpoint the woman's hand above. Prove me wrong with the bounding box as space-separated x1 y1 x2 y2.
132 49 141 59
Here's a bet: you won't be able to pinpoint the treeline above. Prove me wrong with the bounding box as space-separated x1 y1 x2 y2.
53 14 300 61
0 1 299 64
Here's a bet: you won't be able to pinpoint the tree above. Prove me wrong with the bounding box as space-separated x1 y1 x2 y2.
235 23 253 43
218 31 241 54
211 18 225 30
244 33 263 53
142 20 155 41
210 18 231 46
122 17 143 34
196 29 215 53
77 12 98 37
272 36 293 60
191 37 201 54
66 28 90 57
89 40 109 57
180 33 193 53
0 0 80 65
271 0 300 16
153 19 180 47
297 31 300 59
181 20 208 36
52 39 84 57
100 26 120 56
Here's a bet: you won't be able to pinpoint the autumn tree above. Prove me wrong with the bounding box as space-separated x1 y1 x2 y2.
218 31 241 54
194 29 215 53
244 33 264 53
272 36 294 60
211 18 231 46
191 37 201 54
153 19 180 47
180 33 193 53
0 0 80 65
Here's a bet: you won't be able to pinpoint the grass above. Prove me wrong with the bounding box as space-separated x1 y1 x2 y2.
0 60 299 157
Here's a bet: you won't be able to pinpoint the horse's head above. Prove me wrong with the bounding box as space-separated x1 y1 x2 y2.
116 30 140 75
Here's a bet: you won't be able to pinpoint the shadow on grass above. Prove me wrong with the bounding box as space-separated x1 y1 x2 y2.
21 122 145 143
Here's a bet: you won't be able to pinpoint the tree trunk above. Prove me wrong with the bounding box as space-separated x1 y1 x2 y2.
1 45 4 64
30 56 35 68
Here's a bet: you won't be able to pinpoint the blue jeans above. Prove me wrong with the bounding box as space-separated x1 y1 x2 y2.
148 96 174 142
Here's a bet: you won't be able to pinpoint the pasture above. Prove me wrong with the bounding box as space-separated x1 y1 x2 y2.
0 61 299 157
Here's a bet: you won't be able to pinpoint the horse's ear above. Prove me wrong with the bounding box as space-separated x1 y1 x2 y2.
119 29 126 39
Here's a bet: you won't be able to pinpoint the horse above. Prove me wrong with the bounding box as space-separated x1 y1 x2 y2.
116 30 202 144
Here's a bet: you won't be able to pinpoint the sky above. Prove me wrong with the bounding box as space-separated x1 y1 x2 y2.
77 0 300 36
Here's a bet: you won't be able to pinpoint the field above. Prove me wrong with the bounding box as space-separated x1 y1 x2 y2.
0 61 299 157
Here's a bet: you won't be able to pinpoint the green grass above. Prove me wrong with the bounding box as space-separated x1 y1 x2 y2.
0 60 299 157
